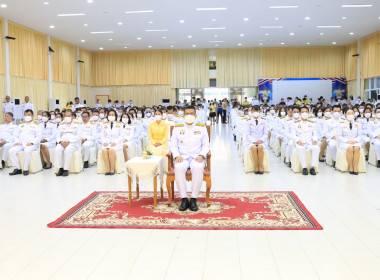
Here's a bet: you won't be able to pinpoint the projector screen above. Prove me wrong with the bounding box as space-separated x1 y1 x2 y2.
272 79 332 104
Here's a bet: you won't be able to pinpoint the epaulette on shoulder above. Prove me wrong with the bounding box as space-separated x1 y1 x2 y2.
175 124 184 127
308 120 315 123
33 121 39 125
286 118 292 121
116 121 122 124
196 123 205 127
359 117 364 119
295 120 301 123
340 121 345 123
281 116 285 119
370 118 375 121
325 117 331 120
74 121 81 124
262 117 266 120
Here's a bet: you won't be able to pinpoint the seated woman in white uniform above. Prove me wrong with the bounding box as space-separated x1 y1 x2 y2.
101 109 123 175
245 105 268 174
120 113 134 161
337 108 362 175
39 111 57 169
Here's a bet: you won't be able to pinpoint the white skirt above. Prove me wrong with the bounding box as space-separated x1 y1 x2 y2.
339 142 361 150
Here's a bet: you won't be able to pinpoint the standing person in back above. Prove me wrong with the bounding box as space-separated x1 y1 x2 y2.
222 99 227 124
208 102 216 124
21 96 34 118
216 101 223 124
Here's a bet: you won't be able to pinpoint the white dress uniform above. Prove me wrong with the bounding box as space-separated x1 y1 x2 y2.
368 117 380 160
40 121 57 148
94 102 102 109
72 103 84 112
9 121 42 171
55 121 80 170
245 117 268 150
291 119 320 168
104 102 112 109
324 116 344 161
337 119 362 150
0 122 17 162
359 117 371 144
21 102 35 115
78 121 97 162
122 123 135 158
3 102 15 116
101 121 124 152
170 123 210 199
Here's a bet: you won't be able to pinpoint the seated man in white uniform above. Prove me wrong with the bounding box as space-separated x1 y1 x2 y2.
324 105 343 167
170 106 210 212
0 112 17 169
9 109 42 176
55 110 80 177
245 105 268 174
368 107 380 167
78 111 96 168
291 107 320 176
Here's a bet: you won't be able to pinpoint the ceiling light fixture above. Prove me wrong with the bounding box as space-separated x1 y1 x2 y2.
238 43 242 46
84 24 88 26
196 7 227 11
192 44 196 47
243 17 249 21
259 43 263 46
49 25 55 29
306 42 310 45
187 35 192 38
290 32 295 36
179 19 185 23
212 19 216 21
137 37 141 40
281 42 285 45
43 2 49 5
87 0 94 3
148 45 152 48
214 34 218 37
0 4 7 8
342 16 347 19
145 29 168 32
91 31 114 34
320 32 324 35
148 21 153 24
109 38 113 41
202 27 226 30
117 22 123 25
215 44 219 47
57 13 86 17
317 25 341 28
274 17 279 20
260 26 283 29
99 47 103 50
124 46 128 49
270 6 298 8
81 39 85 42
305 17 311 20
162 36 166 39
170 45 174 48
349 32 354 35
332 42 337 44
208 40 225 43
341 4 372 7
125 10 154 14
240 34 244 37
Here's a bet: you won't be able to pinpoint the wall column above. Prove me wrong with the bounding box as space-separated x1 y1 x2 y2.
47 36 53 98
3 19 10 96
76 46 80 98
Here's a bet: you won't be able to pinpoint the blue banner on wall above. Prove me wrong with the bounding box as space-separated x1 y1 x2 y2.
258 78 347 104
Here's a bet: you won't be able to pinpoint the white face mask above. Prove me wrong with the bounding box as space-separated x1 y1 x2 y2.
37 115 42 120
99 113 105 119
365 113 371 118
248 112 253 117
324 112 331 118
184 114 196 124
51 115 56 120
162 113 167 119
293 113 300 119
65 117 72 124
146 113 151 118
24 116 32 122
354 112 360 117
359 108 364 113
376 113 380 119
301 112 309 120
333 112 341 119
137 113 142 118
155 115 162 121
253 112 260 118
178 111 184 116
92 116 99 121
346 114 355 122
42 117 48 123
56 118 62 123
270 109 275 114
317 112 323 117
108 116 116 122
280 112 286 116
122 118 129 124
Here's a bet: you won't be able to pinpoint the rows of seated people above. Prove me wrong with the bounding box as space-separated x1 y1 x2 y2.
0 103 209 176
231 101 380 175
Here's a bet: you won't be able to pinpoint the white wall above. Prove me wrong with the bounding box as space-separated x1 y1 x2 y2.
272 80 332 104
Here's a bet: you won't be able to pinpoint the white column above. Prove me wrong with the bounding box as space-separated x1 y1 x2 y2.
76 46 80 98
47 36 53 98
3 19 11 96
357 40 361 97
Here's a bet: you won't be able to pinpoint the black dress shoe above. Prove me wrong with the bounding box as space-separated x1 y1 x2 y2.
56 168 64 176
83 161 89 168
332 161 336 168
310 168 316 176
287 162 291 168
258 171 264 175
105 172 110 176
109 172 115 176
377 160 380 168
353 172 359 175
233 135 236 141
44 164 52 170
23 170 29 176
1 160 5 169
189 198 199 212
254 171 259 174
319 159 325 163
302 168 308 175
179 198 190 211
9 169 22 176
62 170 69 177
349 171 354 175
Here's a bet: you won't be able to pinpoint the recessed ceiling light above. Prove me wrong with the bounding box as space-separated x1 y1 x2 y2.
342 17 347 19
179 19 185 23
109 38 113 41
214 34 218 37
187 35 192 38
215 44 219 47
306 42 310 45
320 32 324 35
148 45 152 48
265 33 269 36
192 44 196 47
196 7 227 11
305 17 311 20
240 34 244 37
238 43 242 46
281 42 285 45
341 4 372 8
1 4 7 8
124 46 128 49
57 13 86 17
43 2 49 5
84 23 88 26
99 47 103 50
332 42 337 45
145 29 168 32
49 25 55 29
117 22 123 25
170 45 174 48
81 39 85 42
208 40 225 43
148 21 153 24
125 10 154 14
137 37 141 40
289 32 295 36
162 36 166 39
274 17 279 20
91 31 114 34
243 17 249 21
87 0 94 3
270 6 298 8
260 26 283 29
202 27 226 30
349 32 354 35
259 43 263 46
317 25 341 28
212 19 216 22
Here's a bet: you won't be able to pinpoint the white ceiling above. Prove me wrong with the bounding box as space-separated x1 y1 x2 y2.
0 0 379 51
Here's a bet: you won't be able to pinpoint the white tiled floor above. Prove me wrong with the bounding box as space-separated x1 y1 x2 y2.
1 123 380 279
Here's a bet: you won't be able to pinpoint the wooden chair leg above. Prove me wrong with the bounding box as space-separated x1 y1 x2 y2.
205 178 212 207
171 181 175 200
128 175 132 206
160 186 164 199
136 177 139 199
166 177 172 206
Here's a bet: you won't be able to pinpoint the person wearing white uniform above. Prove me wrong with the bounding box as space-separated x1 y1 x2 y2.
101 109 124 175
2 95 15 117
39 112 57 169
245 105 268 174
55 111 80 177
324 105 343 167
104 100 112 109
21 96 34 117
0 112 16 169
250 97 260 106
72 97 84 112
9 109 42 176
120 113 135 161
78 111 96 168
291 107 320 175
94 99 102 109
170 106 210 212
368 108 380 167
337 108 362 175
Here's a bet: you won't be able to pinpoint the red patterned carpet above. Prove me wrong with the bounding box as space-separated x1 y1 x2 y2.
48 191 322 230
